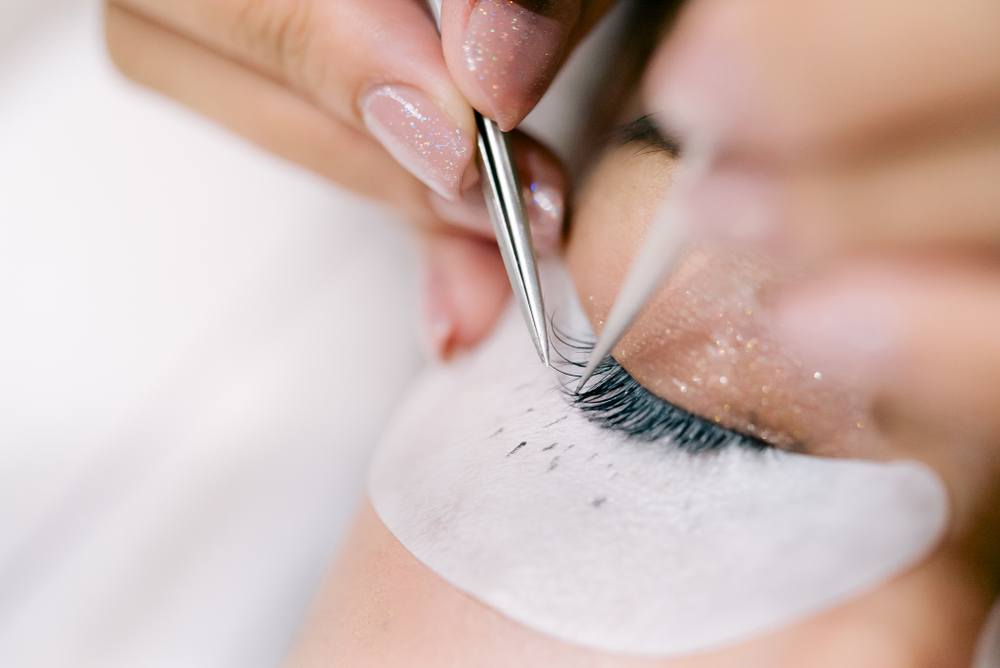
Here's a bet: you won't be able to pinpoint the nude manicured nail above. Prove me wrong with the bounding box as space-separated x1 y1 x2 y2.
524 180 565 251
361 85 472 200
463 0 574 130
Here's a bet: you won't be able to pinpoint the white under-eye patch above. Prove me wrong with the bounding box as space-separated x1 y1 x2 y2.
369 265 947 656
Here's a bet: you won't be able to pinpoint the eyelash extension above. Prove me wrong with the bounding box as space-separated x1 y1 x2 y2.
555 336 770 454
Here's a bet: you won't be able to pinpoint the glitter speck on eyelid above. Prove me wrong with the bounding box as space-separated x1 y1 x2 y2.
718 376 729 385
813 372 824 381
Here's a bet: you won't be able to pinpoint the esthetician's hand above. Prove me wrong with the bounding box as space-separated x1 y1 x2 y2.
648 0 1000 485
105 0 614 357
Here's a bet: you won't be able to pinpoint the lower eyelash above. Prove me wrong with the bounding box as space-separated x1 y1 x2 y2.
555 335 769 454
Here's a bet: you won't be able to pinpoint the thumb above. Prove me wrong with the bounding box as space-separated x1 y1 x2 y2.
439 0 620 130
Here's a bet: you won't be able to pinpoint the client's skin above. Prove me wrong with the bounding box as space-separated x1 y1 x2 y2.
285 131 999 667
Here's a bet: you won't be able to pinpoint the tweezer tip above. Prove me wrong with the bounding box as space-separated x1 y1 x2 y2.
574 358 601 394
533 322 551 368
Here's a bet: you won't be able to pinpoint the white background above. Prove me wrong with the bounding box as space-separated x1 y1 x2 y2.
0 0 607 663
1 2 421 665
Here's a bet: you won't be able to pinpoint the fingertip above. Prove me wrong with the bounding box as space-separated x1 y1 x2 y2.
421 233 510 359
441 0 580 129
510 132 569 253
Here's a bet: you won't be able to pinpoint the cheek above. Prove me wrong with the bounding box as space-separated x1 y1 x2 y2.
368 263 948 657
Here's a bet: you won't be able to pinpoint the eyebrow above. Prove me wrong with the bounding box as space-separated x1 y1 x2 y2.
614 115 681 158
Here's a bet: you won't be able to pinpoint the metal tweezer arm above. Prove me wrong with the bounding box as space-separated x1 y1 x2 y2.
425 0 550 366
475 114 550 366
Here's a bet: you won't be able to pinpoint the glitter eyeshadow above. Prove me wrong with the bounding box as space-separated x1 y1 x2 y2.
606 250 876 455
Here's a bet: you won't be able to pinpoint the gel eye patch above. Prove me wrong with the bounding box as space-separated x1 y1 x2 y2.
369 265 947 656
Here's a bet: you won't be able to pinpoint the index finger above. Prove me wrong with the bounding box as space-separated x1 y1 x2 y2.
111 0 479 198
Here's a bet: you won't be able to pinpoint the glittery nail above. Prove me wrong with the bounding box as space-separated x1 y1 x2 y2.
463 0 576 130
361 85 473 199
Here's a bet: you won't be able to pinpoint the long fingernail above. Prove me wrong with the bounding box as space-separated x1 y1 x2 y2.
523 161 566 252
422 262 456 360
361 85 473 200
463 0 575 130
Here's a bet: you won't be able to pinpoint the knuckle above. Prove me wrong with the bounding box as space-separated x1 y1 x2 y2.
232 0 321 87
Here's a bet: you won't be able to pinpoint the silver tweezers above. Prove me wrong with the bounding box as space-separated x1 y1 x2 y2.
427 0 550 366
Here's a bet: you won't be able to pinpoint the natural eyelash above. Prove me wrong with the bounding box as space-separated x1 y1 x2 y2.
554 332 770 454
614 114 682 158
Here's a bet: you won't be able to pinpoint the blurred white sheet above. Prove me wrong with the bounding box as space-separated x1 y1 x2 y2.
0 2 421 666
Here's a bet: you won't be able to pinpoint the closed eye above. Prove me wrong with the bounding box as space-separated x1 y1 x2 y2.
562 347 772 454
561 117 775 454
